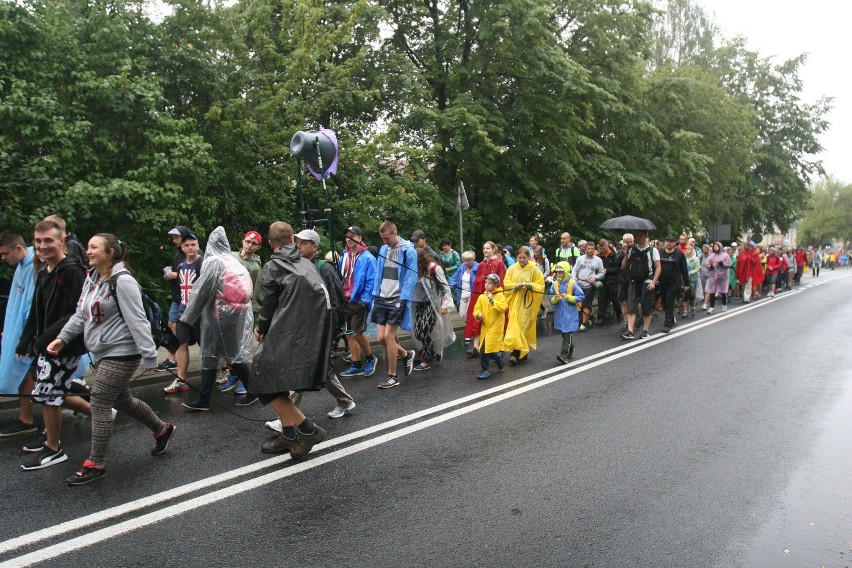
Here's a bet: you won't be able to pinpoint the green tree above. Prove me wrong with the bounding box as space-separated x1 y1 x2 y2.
799 177 852 248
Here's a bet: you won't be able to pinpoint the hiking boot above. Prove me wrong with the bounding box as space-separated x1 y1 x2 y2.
261 433 297 454
67 460 106 486
151 423 176 456
21 445 67 470
0 419 38 438
163 379 189 394
328 401 356 419
290 425 327 460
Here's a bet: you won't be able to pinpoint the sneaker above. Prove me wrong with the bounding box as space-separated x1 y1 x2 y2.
261 433 297 454
21 445 67 470
496 353 504 370
690 306 696 316
378 376 400 389
707 307 714 314
291 425 327 460
701 303 707 310
339 364 364 378
661 325 671 334
722 305 727 312
465 346 479 358
328 401 356 419
163 378 190 394
182 401 210 412
236 394 258 406
156 359 177 371
363 355 378 377
620 331 634 340
0 419 38 438
151 423 176 456
22 431 47 453
477 370 491 380
218 375 240 393
578 324 587 332
265 419 283 433
556 355 568 365
234 384 247 395
640 330 650 338
216 367 230 384
342 354 354 364
67 460 107 485
769 291 775 298
509 355 518 365
414 363 431 372
403 350 416 377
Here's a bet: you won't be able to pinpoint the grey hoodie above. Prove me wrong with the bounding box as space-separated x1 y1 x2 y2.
57 261 157 368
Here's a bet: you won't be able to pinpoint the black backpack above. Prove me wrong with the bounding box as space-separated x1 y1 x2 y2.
109 274 165 348
626 245 653 281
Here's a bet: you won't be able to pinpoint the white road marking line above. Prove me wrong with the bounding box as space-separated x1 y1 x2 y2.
0 279 836 565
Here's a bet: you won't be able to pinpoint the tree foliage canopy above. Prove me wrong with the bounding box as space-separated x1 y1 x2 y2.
0 0 832 292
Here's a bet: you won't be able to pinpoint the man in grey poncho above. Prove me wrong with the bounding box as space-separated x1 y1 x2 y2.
252 222 332 460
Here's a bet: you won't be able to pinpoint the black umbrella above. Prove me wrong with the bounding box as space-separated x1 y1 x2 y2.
599 215 657 231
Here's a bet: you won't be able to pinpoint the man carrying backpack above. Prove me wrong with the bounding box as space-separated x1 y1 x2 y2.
620 230 661 340
658 235 690 333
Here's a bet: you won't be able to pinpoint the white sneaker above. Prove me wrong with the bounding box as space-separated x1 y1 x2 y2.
264 419 283 433
328 401 356 419
722 305 727 312
707 307 714 314
701 303 708 310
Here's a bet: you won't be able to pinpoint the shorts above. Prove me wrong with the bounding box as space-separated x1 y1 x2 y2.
32 353 82 406
371 299 405 327
344 301 369 334
580 284 596 307
168 301 181 323
627 279 655 317
176 319 201 346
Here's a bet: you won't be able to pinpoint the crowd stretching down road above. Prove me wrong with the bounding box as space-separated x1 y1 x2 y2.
0 217 847 484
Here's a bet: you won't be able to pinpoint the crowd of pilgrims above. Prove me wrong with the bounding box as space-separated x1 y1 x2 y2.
0 217 845 485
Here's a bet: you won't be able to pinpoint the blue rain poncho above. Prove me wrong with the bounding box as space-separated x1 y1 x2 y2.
0 247 36 394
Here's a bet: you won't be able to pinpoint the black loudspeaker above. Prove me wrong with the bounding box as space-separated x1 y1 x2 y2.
290 131 336 174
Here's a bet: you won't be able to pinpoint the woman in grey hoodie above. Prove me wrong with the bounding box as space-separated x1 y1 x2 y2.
48 233 175 485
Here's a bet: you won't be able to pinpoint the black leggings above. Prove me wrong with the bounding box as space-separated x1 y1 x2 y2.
709 293 727 308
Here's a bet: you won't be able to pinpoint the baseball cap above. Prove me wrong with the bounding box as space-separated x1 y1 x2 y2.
345 225 364 237
410 229 426 242
296 229 321 245
485 273 500 283
664 235 677 241
244 230 262 245
182 233 199 242
167 227 182 236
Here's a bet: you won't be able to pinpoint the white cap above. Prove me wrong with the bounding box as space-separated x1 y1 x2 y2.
295 229 321 245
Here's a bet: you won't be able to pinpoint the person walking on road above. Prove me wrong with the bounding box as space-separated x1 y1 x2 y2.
473 274 507 380
338 226 378 379
49 234 175 485
550 262 585 364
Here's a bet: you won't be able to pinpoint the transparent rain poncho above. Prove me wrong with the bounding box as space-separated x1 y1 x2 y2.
181 226 254 370
414 265 456 355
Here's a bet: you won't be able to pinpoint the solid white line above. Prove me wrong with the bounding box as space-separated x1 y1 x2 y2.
0 279 836 565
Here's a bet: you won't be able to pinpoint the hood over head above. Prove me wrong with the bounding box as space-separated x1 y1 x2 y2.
553 261 572 281
205 226 231 258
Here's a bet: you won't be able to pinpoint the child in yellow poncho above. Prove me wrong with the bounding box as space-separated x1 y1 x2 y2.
473 274 508 380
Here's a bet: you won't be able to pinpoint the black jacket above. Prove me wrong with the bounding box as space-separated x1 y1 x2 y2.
17 255 87 357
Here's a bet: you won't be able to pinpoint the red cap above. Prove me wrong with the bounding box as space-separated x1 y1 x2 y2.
244 231 262 245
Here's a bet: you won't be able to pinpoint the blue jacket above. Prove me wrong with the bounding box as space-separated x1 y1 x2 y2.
372 239 418 331
449 261 478 305
0 247 36 394
550 277 585 333
338 248 376 309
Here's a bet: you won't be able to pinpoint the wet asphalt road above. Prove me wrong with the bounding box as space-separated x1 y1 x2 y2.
1 272 851 567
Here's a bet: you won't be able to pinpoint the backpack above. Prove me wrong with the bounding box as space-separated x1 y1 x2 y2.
626 245 653 281
218 263 252 305
109 274 165 348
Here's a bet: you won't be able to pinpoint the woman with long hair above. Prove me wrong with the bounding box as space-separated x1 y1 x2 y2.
412 248 455 371
48 233 175 485
704 242 732 314
464 241 506 356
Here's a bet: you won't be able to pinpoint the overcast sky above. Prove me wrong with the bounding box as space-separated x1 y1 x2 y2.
703 0 851 184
